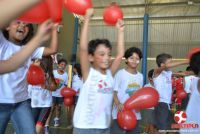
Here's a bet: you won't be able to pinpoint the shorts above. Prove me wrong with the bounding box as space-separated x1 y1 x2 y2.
111 119 140 134
154 102 170 130
142 109 156 125
32 107 51 126
53 97 63 105
73 127 110 134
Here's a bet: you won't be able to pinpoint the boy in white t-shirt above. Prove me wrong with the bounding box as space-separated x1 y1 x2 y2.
73 8 124 134
180 52 200 134
111 47 143 134
0 20 58 134
153 53 188 132
45 58 68 130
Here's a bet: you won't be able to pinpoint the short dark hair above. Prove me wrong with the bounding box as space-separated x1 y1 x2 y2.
58 58 67 65
124 47 143 60
190 52 200 75
148 69 154 79
3 24 34 45
156 53 172 67
186 66 192 71
88 39 112 55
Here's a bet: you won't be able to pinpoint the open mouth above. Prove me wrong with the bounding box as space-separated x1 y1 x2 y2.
16 28 25 35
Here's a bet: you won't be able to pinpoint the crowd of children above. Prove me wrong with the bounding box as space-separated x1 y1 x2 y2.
0 2 200 134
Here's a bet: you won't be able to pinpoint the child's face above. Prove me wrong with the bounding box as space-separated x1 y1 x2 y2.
162 58 172 70
58 62 66 71
91 45 111 70
6 21 29 44
126 53 140 69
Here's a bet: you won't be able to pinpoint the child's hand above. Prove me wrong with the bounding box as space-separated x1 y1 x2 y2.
116 19 125 32
117 103 124 112
36 19 54 44
85 8 94 19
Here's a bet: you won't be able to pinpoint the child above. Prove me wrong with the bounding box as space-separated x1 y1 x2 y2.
182 66 196 110
45 58 68 129
73 8 124 134
0 0 48 74
66 63 83 128
143 69 157 134
72 63 83 106
0 20 58 134
111 47 143 134
180 52 200 134
153 53 188 132
29 56 56 134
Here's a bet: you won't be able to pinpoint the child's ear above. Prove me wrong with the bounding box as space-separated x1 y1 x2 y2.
6 27 10 31
89 54 94 62
125 59 128 64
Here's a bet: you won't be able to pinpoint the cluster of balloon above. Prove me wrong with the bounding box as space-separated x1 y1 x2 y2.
27 64 45 85
63 0 92 15
173 77 187 100
18 0 63 24
117 87 159 130
60 65 76 106
117 110 137 130
124 87 159 110
103 3 123 26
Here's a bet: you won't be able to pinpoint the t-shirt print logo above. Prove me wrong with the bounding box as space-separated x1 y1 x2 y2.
126 82 140 96
97 80 113 94
174 111 187 124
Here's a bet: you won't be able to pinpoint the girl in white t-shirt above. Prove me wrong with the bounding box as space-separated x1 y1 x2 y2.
30 56 57 134
0 20 58 134
180 52 200 134
73 9 125 134
111 47 143 134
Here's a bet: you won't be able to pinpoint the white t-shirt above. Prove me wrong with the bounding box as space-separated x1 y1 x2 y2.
0 31 44 103
144 83 155 110
180 78 200 134
52 70 68 97
153 70 172 104
72 74 83 96
73 68 114 129
184 75 196 93
112 69 143 120
29 85 52 108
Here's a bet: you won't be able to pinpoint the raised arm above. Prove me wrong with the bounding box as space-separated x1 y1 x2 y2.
0 0 41 28
43 24 58 56
110 20 125 75
0 20 53 74
80 8 94 81
154 60 189 77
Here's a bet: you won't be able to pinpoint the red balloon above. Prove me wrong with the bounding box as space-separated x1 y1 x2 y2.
61 87 76 97
46 0 63 22
103 3 123 26
27 64 45 85
117 110 137 130
124 87 159 110
64 0 92 15
18 1 50 24
188 47 200 59
176 90 187 99
55 78 60 85
64 97 74 106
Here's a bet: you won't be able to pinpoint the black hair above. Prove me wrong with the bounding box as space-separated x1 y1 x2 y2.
88 39 112 55
148 69 154 79
40 56 55 82
3 24 34 45
124 47 143 60
186 66 192 71
156 53 172 67
74 63 82 78
58 58 68 65
190 52 200 75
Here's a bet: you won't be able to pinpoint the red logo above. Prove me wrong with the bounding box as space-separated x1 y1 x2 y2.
174 111 187 124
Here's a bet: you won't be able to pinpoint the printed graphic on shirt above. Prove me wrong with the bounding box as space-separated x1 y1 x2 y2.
97 80 113 94
55 78 65 89
126 82 140 96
